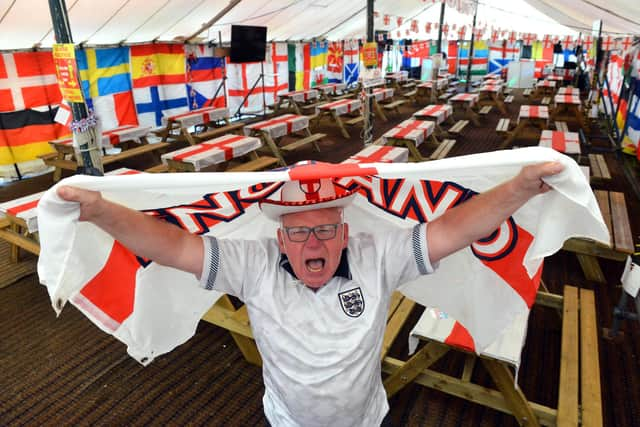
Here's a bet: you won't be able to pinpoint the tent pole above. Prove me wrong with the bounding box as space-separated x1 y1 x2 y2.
48 0 103 176
465 1 478 93
186 0 243 43
436 2 445 54
363 0 374 146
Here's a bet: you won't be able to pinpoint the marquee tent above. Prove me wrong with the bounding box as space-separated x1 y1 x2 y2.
0 0 636 50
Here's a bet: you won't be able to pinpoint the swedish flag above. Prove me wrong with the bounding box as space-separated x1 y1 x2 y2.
76 47 132 99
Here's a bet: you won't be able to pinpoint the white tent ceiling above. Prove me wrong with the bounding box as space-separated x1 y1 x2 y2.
0 0 637 50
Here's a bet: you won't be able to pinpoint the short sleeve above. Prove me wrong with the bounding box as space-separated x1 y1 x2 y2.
199 235 272 301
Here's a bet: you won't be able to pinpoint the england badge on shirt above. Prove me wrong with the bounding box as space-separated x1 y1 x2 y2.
339 287 365 318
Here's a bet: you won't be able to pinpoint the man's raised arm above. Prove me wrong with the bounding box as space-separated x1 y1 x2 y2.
57 186 204 278
426 161 564 264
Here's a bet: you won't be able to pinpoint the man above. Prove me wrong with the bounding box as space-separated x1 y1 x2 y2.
56 161 563 426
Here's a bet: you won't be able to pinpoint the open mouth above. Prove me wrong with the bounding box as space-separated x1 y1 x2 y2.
305 258 325 272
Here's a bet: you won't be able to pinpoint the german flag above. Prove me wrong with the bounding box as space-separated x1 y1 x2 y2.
0 108 67 165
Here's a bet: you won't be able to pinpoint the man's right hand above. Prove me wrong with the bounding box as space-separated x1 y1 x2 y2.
57 186 103 222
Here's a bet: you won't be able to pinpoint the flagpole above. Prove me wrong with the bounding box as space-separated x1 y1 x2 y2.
363 0 374 146
465 1 479 93
48 0 103 177
436 2 445 54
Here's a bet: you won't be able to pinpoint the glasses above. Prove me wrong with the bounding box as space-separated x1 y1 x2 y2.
283 224 342 242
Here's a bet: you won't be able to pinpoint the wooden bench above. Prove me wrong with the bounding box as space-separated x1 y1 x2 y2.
280 132 325 152
557 285 603 426
588 154 611 181
438 93 453 103
429 139 456 160
504 95 514 103
563 190 633 283
555 121 569 132
145 164 169 173
504 88 513 94
496 118 511 135
523 88 533 97
227 155 279 172
344 116 364 126
193 122 245 143
382 100 406 114
403 90 418 103
541 97 551 105
479 105 493 115
202 291 415 367
381 286 601 427
448 120 469 135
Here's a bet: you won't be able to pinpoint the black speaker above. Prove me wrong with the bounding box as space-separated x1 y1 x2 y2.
230 25 267 63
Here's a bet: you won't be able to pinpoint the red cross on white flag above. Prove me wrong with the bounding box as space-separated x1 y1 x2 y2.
474 28 484 40
601 35 614 51
620 36 633 52
491 30 498 43
425 22 432 33
522 33 535 46
411 20 419 33
582 35 593 51
508 31 516 44
457 26 466 39
442 24 449 34
397 17 403 27
383 14 390 26
562 35 574 49
543 35 552 49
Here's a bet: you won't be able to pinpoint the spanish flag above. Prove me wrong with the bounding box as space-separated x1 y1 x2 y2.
130 44 186 88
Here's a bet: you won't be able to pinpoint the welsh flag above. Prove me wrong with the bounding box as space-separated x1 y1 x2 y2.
37 148 608 365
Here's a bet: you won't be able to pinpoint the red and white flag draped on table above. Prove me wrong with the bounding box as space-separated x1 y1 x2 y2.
37 148 608 365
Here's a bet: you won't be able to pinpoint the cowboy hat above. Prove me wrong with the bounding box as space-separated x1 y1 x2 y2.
260 177 357 221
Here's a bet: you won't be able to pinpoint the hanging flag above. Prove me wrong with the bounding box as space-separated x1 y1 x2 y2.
532 41 553 79
489 40 518 76
76 46 139 130
0 108 66 171
326 42 344 83
447 41 458 75
37 148 609 365
343 40 360 86
131 44 188 127
620 82 640 157
289 43 311 91
185 45 226 110
310 41 328 86
601 53 624 116
0 51 61 113
264 42 289 104
458 40 489 78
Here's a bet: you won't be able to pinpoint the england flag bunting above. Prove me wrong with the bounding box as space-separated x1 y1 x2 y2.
37 148 609 365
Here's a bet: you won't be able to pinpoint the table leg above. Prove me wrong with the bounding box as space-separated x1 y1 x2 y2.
10 222 20 263
292 101 302 116
405 140 425 162
261 132 287 166
374 98 388 122
502 120 526 149
332 111 350 139
494 93 507 115
576 254 606 283
467 106 481 127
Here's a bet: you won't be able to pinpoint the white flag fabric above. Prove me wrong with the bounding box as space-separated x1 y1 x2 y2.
37 148 609 365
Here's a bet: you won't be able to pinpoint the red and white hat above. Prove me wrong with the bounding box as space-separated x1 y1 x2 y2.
260 177 357 221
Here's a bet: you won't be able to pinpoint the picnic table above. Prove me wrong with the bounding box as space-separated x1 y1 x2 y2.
449 93 481 126
479 84 507 114
0 168 143 260
314 83 347 100
40 125 168 182
557 87 580 96
538 130 581 159
244 114 324 166
275 89 320 115
534 80 557 98
382 119 437 161
161 134 272 172
553 94 586 131
367 88 395 121
159 107 242 145
341 145 409 164
413 104 454 137
500 105 550 149
314 99 362 138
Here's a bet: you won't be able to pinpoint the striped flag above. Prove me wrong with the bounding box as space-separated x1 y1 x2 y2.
130 44 188 127
185 45 226 110
0 51 61 113
531 41 553 79
311 41 328 86
458 40 489 78
76 47 139 130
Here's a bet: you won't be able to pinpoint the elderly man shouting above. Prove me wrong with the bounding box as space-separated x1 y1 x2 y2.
55 159 563 427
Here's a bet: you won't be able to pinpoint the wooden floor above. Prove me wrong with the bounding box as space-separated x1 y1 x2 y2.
1 88 639 426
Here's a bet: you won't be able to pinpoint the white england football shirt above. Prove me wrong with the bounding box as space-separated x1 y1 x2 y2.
199 223 434 427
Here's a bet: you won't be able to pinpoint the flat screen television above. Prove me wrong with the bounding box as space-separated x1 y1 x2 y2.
230 25 267 63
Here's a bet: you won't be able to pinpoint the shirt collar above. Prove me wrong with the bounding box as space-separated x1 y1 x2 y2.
279 249 351 281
